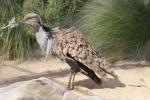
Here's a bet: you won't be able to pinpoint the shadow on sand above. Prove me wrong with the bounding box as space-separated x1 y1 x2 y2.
0 68 69 87
75 78 125 89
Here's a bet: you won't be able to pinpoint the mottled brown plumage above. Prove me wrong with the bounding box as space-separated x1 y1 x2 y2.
23 13 118 89
51 27 118 79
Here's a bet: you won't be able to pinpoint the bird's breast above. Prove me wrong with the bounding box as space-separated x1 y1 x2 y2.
36 31 48 52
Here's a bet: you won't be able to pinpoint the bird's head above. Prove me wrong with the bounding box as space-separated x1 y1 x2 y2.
22 13 42 32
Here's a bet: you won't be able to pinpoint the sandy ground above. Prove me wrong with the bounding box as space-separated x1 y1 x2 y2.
0 57 150 100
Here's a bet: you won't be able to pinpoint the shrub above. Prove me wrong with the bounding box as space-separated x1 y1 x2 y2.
79 0 150 59
0 0 35 61
23 0 88 27
0 0 87 61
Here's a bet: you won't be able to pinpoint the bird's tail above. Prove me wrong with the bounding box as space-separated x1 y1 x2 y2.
91 57 119 81
76 60 102 85
105 68 119 79
99 59 119 80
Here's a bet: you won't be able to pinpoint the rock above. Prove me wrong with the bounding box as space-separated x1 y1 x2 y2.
63 91 105 100
0 77 67 100
0 77 104 100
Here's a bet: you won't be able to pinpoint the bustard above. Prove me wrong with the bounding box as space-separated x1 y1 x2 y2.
23 13 118 89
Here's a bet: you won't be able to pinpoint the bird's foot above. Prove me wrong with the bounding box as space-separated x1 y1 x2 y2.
67 85 74 90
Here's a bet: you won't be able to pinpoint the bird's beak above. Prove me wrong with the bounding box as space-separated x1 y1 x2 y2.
19 20 26 24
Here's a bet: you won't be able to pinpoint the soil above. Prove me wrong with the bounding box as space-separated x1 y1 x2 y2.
0 57 150 100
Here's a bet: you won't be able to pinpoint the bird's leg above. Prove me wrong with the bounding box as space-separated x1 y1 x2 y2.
68 70 76 90
68 71 73 89
71 72 76 90
65 56 80 90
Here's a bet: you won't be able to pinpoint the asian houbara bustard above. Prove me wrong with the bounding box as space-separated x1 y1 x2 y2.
22 13 118 89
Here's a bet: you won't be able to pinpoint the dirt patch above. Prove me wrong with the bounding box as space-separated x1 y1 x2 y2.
0 58 150 100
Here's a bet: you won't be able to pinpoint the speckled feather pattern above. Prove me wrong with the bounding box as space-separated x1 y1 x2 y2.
50 27 118 79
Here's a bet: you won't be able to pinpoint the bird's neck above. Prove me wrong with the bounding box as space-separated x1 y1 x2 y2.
31 23 41 32
37 24 53 39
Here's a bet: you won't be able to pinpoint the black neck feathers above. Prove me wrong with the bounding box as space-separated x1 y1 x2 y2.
41 24 53 39
42 25 51 32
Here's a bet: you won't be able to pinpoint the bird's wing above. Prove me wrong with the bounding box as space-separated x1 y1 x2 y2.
65 53 102 85
52 27 118 80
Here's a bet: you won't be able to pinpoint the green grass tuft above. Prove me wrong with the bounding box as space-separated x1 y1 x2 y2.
0 0 87 61
0 0 35 61
78 0 150 59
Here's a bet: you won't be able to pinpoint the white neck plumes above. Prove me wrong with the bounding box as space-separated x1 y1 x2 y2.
36 27 53 58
